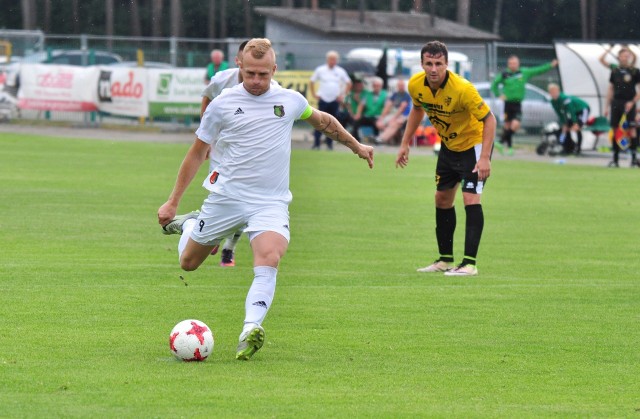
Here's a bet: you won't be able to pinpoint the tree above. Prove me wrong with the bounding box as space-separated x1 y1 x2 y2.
244 0 252 37
170 0 182 37
588 0 597 39
208 0 217 39
220 0 228 38
456 0 469 26
43 0 52 33
105 0 114 49
20 0 36 30
152 0 164 37
130 0 142 37
492 0 504 35
72 0 80 33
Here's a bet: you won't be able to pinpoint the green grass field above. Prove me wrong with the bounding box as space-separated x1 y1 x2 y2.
1 132 638 417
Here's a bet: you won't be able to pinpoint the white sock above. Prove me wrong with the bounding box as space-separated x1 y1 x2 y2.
223 231 242 251
178 218 197 260
241 266 277 338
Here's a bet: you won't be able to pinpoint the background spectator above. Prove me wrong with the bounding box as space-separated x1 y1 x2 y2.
205 49 230 83
548 83 590 155
309 50 352 150
374 79 412 145
352 77 387 143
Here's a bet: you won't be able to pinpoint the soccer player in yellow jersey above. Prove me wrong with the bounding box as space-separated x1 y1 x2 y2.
396 41 496 276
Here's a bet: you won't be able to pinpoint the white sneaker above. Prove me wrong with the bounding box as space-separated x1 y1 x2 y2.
162 210 199 235
417 260 454 273
444 264 478 276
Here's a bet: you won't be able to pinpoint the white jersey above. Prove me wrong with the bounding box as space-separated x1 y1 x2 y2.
201 68 240 100
201 70 280 173
196 83 310 204
310 64 351 102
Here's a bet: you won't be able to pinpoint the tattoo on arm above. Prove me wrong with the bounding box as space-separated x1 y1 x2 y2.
315 112 348 145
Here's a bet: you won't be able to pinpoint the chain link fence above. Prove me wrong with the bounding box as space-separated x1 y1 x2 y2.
1 31 559 130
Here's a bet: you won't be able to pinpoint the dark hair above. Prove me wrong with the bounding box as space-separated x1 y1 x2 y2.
238 40 249 53
421 41 448 62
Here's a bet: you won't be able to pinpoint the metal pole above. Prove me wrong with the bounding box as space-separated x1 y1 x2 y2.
170 36 178 67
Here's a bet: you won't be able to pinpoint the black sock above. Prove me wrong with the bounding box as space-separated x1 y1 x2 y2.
462 204 484 266
435 207 456 262
501 129 513 148
500 128 509 145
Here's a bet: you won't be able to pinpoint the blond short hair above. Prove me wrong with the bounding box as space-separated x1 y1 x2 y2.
244 38 274 60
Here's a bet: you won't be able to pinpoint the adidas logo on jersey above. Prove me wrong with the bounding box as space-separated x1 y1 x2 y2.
234 107 244 115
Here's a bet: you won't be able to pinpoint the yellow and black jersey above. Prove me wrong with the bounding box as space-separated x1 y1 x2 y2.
408 70 491 152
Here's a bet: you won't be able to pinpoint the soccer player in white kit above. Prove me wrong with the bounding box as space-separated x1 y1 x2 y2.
158 38 374 361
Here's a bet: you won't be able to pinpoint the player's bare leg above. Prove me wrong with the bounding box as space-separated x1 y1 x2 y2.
180 238 218 271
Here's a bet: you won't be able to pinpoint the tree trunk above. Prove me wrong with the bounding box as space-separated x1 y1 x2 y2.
456 0 469 26
105 0 114 49
580 0 588 39
208 0 216 39
244 0 252 37
72 0 80 33
152 0 163 37
391 0 399 12
414 0 423 13
281 0 294 6
492 0 503 35
43 0 51 33
588 0 597 39
220 0 227 38
130 0 142 37
170 0 182 37
21 0 36 30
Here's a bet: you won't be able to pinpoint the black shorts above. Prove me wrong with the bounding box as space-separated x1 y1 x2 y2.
610 100 636 128
436 144 488 194
567 108 590 127
504 101 522 122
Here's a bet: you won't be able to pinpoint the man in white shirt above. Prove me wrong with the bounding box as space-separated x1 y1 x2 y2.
158 38 374 361
309 50 352 150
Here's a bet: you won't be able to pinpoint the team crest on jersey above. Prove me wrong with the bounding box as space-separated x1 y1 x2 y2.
274 105 285 118
444 96 452 106
209 171 219 184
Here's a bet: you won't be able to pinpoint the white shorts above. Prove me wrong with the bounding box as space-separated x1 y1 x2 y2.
190 194 290 246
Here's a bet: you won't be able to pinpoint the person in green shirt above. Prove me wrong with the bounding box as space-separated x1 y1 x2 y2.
491 55 558 155
351 77 388 143
338 78 365 129
204 49 230 83
548 83 590 155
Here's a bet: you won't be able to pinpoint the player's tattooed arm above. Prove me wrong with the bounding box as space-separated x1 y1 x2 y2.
308 109 354 148
305 108 374 168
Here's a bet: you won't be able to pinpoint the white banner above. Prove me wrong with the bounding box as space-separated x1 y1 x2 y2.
17 64 98 112
147 68 204 117
95 67 148 117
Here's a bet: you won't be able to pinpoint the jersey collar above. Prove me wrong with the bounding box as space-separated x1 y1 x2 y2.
423 70 450 92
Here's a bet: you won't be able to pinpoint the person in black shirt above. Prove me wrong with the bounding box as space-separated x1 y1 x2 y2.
601 46 640 167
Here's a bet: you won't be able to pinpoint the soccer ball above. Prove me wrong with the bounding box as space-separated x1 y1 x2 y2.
169 319 214 362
